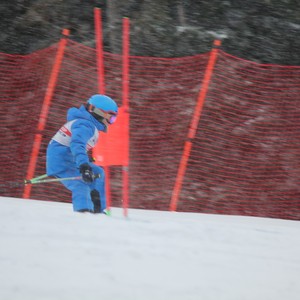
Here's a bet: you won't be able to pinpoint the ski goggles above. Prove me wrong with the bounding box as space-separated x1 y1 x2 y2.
90 105 117 124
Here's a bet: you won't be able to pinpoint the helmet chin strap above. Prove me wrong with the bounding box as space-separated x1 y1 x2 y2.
100 118 110 127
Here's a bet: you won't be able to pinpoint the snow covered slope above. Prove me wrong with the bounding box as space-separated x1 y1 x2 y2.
0 196 299 300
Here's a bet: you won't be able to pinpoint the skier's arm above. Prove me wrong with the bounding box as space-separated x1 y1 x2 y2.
70 120 94 168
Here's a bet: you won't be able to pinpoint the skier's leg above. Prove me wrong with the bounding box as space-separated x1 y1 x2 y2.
62 177 94 212
46 144 94 211
90 189 101 213
90 165 106 212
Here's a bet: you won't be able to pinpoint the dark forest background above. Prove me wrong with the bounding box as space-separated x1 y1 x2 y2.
0 0 299 65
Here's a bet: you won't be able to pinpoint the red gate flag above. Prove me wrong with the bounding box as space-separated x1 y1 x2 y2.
93 106 129 167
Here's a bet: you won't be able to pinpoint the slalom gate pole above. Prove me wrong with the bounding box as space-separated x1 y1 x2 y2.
94 7 112 212
169 40 222 212
122 17 130 218
23 28 70 199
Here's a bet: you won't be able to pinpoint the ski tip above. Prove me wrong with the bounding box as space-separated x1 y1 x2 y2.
103 209 111 216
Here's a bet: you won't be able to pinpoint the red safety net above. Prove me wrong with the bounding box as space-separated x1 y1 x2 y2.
176 51 300 219
0 40 300 220
0 46 57 197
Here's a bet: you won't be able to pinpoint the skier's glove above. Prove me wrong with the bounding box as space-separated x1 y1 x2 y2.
79 163 95 183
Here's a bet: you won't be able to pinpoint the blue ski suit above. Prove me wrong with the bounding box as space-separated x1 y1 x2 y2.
46 105 107 212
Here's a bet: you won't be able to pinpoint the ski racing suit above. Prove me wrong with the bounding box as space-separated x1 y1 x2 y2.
46 105 107 212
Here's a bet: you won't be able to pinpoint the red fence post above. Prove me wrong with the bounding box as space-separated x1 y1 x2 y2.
23 29 70 199
93 7 113 211
122 17 130 217
169 39 221 211
94 7 105 94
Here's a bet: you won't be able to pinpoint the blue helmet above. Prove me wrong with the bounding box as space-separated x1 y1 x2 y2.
86 94 118 126
87 94 118 114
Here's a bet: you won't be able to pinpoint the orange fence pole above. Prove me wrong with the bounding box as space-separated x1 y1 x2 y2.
94 7 112 211
122 17 130 217
94 8 105 95
169 40 221 211
23 29 70 199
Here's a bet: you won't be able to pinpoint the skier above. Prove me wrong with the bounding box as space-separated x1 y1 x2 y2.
46 94 118 214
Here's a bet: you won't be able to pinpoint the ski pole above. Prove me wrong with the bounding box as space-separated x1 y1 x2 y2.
24 176 82 185
0 175 102 193
0 177 57 191
0 176 81 192
28 174 48 184
24 173 100 185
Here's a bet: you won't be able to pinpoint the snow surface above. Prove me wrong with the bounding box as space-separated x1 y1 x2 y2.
0 196 300 300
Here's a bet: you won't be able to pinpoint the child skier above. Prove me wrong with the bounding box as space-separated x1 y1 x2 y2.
46 94 118 214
